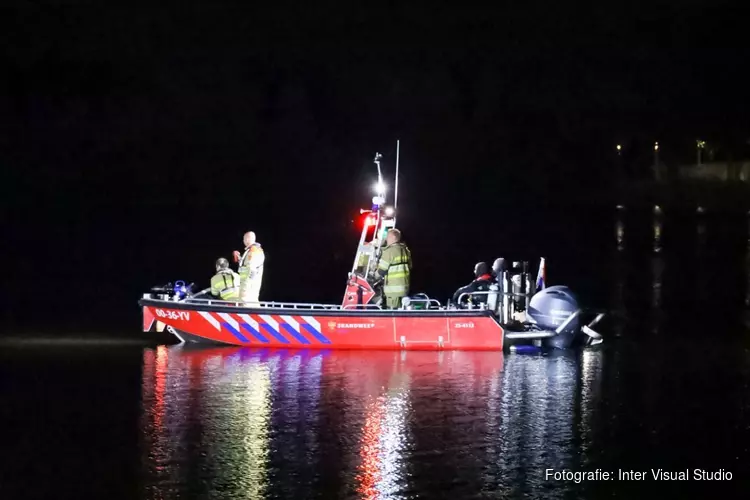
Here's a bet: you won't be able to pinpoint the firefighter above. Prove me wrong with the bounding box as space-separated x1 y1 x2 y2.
210 257 240 300
374 228 412 309
232 231 265 305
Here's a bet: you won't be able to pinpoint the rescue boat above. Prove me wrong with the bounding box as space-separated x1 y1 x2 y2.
138 144 606 350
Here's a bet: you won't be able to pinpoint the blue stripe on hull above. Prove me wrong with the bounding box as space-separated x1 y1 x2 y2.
221 322 249 343
301 324 331 344
241 323 270 343
281 324 311 345
261 324 290 344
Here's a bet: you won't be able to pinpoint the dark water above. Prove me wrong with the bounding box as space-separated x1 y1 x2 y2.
2 206 750 499
1 344 748 499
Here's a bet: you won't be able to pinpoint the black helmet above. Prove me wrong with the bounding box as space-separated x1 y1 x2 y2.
492 258 507 275
216 257 230 270
474 261 490 278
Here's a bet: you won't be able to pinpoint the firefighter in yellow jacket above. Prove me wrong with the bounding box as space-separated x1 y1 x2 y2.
374 228 412 309
232 231 265 305
210 258 240 300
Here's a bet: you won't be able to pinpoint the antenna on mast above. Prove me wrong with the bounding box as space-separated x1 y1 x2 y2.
394 140 400 225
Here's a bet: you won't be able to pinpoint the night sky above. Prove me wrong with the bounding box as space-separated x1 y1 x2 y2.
3 1 749 333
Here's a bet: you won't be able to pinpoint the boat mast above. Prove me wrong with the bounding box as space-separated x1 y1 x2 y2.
373 152 385 246
348 148 399 281
349 153 385 278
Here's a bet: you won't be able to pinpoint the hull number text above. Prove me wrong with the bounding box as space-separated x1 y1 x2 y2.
155 309 190 321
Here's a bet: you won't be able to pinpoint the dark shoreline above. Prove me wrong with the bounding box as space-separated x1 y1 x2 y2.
608 179 750 212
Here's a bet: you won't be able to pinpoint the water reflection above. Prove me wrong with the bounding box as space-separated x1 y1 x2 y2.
653 205 663 253
746 213 750 309
140 347 607 499
651 209 664 334
578 349 605 467
356 365 411 499
140 347 294 499
490 350 603 498
696 211 707 256
613 210 627 336
615 212 625 252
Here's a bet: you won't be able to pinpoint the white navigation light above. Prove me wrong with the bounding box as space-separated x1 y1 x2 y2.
374 181 386 195
372 196 385 206
384 206 394 216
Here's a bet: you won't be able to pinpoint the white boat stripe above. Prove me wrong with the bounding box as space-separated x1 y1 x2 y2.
199 311 220 330
279 315 299 332
238 314 259 331
301 316 320 332
259 314 278 330
217 312 238 331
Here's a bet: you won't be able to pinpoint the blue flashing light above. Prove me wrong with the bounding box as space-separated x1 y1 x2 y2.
174 280 188 299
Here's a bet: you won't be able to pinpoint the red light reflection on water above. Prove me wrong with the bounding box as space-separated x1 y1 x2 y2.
154 346 168 433
348 350 504 499
357 394 388 499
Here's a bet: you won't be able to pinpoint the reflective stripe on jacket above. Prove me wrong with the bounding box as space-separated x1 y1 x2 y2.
210 270 240 300
238 243 265 281
377 242 412 296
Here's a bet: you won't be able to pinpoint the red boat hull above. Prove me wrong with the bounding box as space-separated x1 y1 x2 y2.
139 299 504 350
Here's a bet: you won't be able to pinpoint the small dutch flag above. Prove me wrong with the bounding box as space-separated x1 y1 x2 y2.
536 257 546 291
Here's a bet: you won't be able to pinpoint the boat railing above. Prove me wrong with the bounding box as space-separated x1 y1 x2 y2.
143 295 455 313
456 290 532 324
402 297 442 309
456 290 533 304
257 301 342 310
149 296 343 310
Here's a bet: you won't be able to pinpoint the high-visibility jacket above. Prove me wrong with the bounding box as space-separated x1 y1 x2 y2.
377 242 412 297
210 270 240 300
239 243 265 303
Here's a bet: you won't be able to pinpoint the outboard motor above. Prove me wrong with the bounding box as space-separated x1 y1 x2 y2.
526 285 581 349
